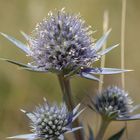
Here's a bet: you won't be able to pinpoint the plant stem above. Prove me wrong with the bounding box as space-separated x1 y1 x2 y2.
58 74 84 140
96 10 109 136
121 0 129 139
95 119 110 140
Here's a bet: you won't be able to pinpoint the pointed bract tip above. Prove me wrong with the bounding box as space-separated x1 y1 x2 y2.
124 69 133 72
76 103 81 109
20 109 26 113
128 69 133 72
20 30 24 34
0 32 6 36
114 43 119 47
107 28 112 33
6 136 17 139
6 134 36 139
73 103 81 114
43 97 47 102
0 58 6 61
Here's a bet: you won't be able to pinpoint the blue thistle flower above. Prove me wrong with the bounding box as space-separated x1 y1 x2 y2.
8 98 84 140
89 86 140 121
0 9 130 80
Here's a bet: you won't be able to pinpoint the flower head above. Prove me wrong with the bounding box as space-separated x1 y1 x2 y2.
0 9 129 80
8 98 84 140
89 86 140 121
29 8 95 74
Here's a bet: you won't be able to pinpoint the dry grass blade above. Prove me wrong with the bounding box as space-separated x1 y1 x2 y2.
121 0 128 139
98 10 109 92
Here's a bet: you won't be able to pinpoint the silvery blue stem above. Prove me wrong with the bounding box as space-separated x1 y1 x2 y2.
58 75 84 140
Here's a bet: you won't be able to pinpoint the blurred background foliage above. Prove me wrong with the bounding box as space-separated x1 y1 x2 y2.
0 0 140 139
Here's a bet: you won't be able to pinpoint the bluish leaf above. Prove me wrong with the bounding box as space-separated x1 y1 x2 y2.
0 58 29 68
116 114 140 121
72 108 85 122
20 67 48 73
0 32 30 54
108 127 125 140
73 103 81 115
20 31 31 41
20 109 36 122
0 58 48 73
94 29 111 51
80 72 102 82
99 44 119 56
130 105 140 112
7 134 37 139
83 68 132 75
65 127 83 134
88 125 94 140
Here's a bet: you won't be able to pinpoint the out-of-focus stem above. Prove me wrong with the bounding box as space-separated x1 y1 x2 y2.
58 75 84 140
96 10 109 136
95 119 110 140
121 0 128 139
98 10 109 93
121 0 126 89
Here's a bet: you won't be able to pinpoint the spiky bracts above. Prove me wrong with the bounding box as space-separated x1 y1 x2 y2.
0 9 129 80
8 99 84 140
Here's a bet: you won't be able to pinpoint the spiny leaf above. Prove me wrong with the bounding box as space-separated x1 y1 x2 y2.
0 58 29 68
83 68 132 75
20 67 48 72
108 127 125 140
20 31 31 41
80 72 102 82
116 114 140 121
0 58 49 73
94 29 111 51
20 109 36 122
7 134 37 139
0 32 30 54
99 44 119 56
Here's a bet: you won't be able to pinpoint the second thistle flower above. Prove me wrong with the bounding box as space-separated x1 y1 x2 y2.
89 86 140 121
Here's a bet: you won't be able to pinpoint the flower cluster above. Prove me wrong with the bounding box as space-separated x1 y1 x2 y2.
89 86 140 121
8 98 84 140
0 8 134 140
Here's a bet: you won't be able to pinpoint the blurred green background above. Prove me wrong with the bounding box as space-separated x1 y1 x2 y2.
0 0 140 139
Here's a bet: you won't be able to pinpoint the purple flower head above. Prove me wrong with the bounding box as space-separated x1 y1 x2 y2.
0 9 130 80
89 86 140 121
29 8 95 74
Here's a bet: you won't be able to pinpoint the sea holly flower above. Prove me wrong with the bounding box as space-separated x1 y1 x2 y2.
8 98 84 140
0 9 130 80
88 86 140 121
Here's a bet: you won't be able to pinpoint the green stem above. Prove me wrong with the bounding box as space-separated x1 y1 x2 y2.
95 119 110 140
58 74 84 140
